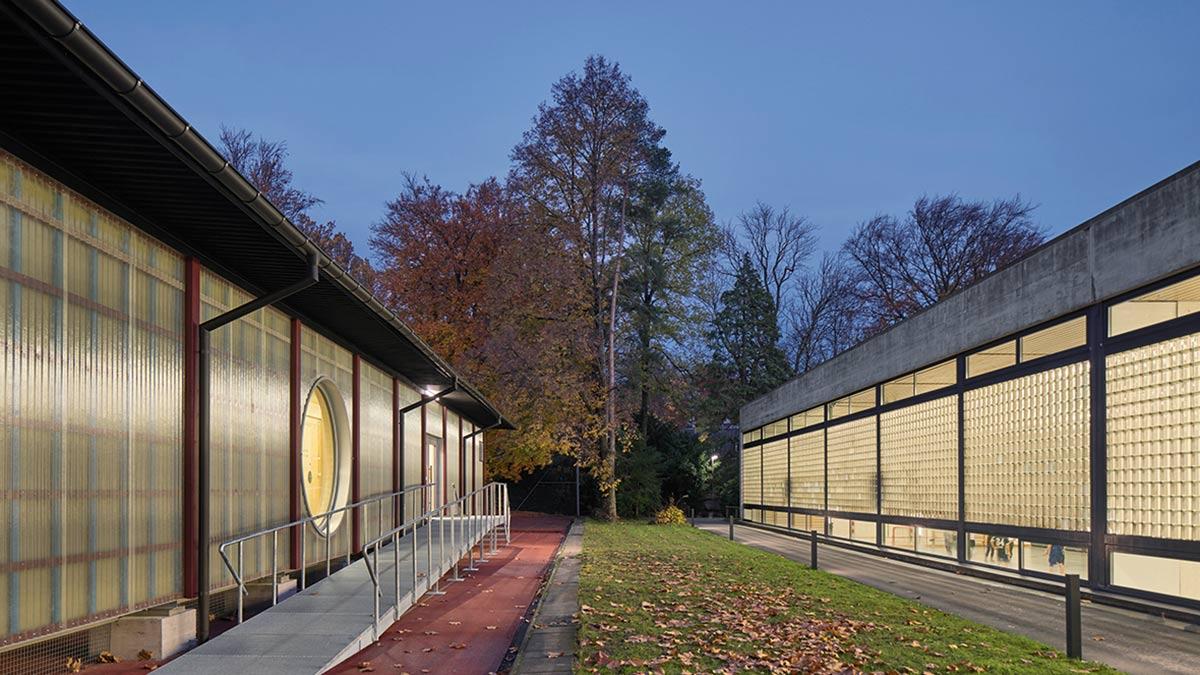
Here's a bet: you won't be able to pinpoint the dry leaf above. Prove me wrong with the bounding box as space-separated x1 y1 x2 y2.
138 649 154 661
98 650 120 663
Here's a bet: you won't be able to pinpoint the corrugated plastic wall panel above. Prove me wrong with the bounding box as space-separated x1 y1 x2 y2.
201 270 290 590
299 327 354 562
0 150 183 643
358 361 394 536
399 384 423 521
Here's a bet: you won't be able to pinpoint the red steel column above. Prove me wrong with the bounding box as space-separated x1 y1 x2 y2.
351 355 362 551
289 318 302 568
182 258 200 597
442 404 448 504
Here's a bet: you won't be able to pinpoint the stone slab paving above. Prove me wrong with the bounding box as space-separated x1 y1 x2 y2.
512 519 582 675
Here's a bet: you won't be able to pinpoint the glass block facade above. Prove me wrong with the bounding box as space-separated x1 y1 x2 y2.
742 260 1200 606
964 362 1091 531
881 395 957 520
826 417 877 514
761 439 789 508
789 430 824 509
1107 333 1200 541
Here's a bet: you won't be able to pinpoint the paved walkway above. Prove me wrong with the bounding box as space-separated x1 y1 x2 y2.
511 519 582 675
159 515 505 675
326 513 571 675
698 521 1200 675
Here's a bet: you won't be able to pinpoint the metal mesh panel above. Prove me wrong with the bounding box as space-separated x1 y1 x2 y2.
881 395 958 520
1107 332 1200 540
0 150 183 645
202 271 292 590
826 417 877 514
963 362 1090 531
760 439 788 508
788 430 823 509
0 621 112 675
358 361 394 536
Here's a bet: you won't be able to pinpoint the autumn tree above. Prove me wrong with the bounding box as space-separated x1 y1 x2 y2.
370 175 598 481
510 55 665 520
843 194 1043 334
218 126 377 289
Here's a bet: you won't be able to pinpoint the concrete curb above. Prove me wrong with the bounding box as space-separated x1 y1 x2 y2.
511 519 583 675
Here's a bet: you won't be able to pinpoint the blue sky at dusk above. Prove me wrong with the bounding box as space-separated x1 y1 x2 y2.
68 1 1200 257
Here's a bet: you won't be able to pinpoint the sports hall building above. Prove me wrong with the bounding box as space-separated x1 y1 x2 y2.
0 0 511 665
741 157 1200 609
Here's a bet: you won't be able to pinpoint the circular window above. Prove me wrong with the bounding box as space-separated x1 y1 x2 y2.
300 378 351 536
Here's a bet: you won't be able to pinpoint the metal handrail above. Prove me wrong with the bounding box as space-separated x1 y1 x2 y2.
217 483 437 624
361 481 510 639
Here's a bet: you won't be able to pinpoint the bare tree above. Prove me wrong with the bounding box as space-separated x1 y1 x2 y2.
843 194 1042 335
218 125 377 289
785 253 860 373
728 202 818 314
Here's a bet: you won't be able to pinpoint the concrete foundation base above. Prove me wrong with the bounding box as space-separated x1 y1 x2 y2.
246 576 298 607
110 605 196 661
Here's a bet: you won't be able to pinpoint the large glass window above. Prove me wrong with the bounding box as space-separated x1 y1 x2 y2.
1107 332 1200 541
1109 274 1200 337
963 362 1091 531
1022 540 1087 579
966 532 1019 570
789 405 824 430
882 360 956 404
916 527 959 559
967 340 1016 378
1111 552 1200 601
880 396 957 520
742 441 761 507
828 388 875 420
1020 316 1086 360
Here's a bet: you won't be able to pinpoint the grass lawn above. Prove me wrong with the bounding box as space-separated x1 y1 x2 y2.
576 521 1118 674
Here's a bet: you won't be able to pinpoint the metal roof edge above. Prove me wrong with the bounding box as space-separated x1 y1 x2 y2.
5 0 512 430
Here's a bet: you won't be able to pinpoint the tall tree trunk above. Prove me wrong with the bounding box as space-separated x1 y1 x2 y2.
601 204 627 521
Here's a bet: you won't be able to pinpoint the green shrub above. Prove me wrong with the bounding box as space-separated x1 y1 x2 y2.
653 503 687 525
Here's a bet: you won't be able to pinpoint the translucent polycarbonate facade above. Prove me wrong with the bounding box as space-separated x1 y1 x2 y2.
299 327 354 560
359 361 395 534
1107 332 1200 541
760 439 788 509
963 362 1091 531
0 151 184 642
399 383 423 519
880 395 957 520
445 409 462 500
826 417 877 514
789 430 823 509
201 270 291 591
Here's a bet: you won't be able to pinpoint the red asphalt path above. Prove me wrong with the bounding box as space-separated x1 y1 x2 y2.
327 513 571 675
